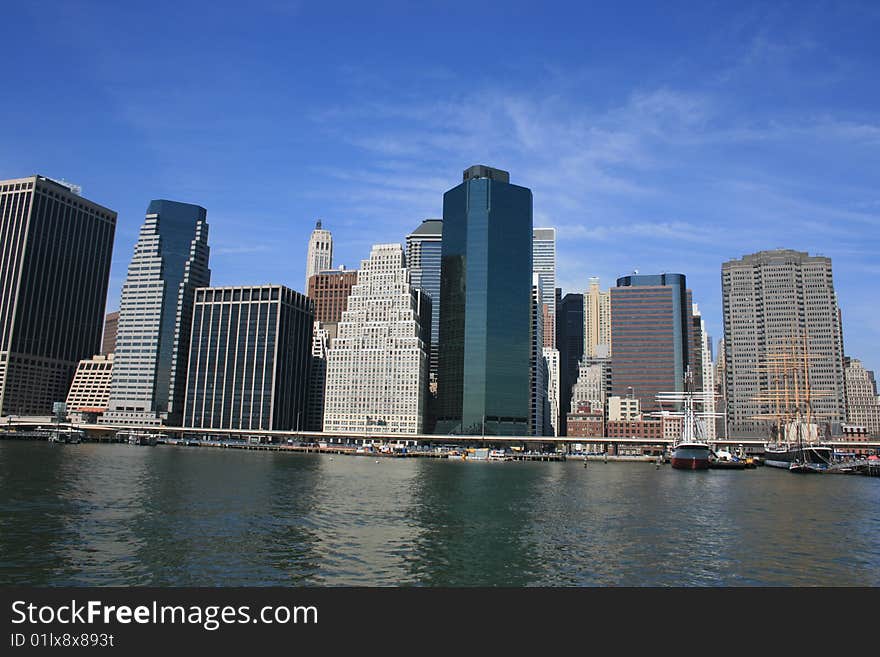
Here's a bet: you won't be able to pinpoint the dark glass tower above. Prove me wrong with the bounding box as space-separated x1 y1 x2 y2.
406 219 443 386
183 285 313 431
0 175 116 416
435 165 533 435
556 292 585 435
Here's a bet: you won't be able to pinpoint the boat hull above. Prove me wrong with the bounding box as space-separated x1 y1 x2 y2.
763 445 833 470
671 444 711 470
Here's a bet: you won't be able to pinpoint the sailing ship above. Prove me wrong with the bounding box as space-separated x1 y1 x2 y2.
655 370 721 470
751 330 834 471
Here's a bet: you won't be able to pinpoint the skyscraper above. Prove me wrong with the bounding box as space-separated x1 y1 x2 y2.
844 358 880 437
0 175 116 416
556 292 584 435
543 347 560 436
183 285 313 431
323 243 430 435
611 273 691 412
533 227 557 348
304 220 332 292
530 274 547 436
435 165 533 436
101 311 119 355
584 277 612 357
721 249 846 436
102 200 210 426
692 304 716 440
307 267 358 327
406 219 443 388
306 322 331 432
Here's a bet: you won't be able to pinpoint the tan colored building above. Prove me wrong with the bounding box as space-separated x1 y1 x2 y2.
66 354 114 422
584 277 611 357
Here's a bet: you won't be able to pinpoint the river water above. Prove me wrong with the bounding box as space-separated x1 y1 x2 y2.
1 441 877 586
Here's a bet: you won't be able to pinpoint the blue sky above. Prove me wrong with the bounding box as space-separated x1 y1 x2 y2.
2 1 878 372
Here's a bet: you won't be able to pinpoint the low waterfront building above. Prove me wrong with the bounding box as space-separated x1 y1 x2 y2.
607 396 640 422
183 285 313 431
566 400 604 438
65 354 114 423
323 244 430 435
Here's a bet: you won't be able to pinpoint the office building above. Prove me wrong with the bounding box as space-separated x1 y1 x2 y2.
530 275 547 436
406 219 443 388
323 244 430 435
304 220 332 292
692 304 716 440
102 200 210 426
721 250 847 436
0 175 116 416
607 395 640 422
544 347 560 436
183 285 313 431
65 354 114 423
611 273 691 412
533 227 557 348
584 277 612 357
556 292 584 435
844 357 880 437
306 322 331 432
101 311 119 355
307 267 357 328
436 165 533 435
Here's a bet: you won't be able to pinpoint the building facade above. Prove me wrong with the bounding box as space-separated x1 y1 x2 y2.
844 357 880 437
556 292 584 435
183 285 313 431
323 244 430 435
722 250 847 436
530 276 547 436
611 273 691 413
306 322 331 432
304 220 332 293
543 347 560 436
436 165 533 435
102 311 119 355
65 354 114 422
533 227 557 348
584 277 612 357
102 200 210 426
307 267 358 326
406 219 443 389
0 175 116 416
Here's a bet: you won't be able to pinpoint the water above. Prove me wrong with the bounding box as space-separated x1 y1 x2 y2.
1 441 878 586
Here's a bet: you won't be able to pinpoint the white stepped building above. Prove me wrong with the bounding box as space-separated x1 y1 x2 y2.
322 244 429 435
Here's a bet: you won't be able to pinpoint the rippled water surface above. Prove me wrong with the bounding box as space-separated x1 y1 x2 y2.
1 442 878 586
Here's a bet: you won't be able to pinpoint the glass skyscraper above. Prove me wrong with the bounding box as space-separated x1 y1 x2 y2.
435 165 533 436
406 219 442 387
103 200 210 426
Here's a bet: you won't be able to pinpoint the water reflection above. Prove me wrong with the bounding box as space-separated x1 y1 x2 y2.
1 442 879 586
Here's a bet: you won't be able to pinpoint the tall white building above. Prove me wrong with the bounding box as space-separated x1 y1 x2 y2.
305 220 333 292
323 244 429 435
584 277 612 357
693 304 717 440
722 249 846 436
571 360 609 411
543 347 560 436
533 227 556 348
845 358 880 437
530 274 547 435
102 200 210 426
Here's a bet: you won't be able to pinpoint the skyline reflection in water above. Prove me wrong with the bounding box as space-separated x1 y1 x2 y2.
1 442 878 586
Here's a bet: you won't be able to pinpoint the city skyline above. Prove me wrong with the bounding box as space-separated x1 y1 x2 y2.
1 2 878 374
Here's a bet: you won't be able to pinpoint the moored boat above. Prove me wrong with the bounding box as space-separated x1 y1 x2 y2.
672 442 711 470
